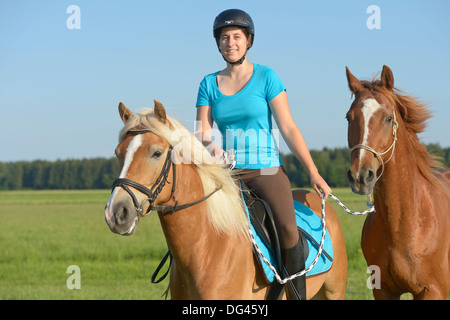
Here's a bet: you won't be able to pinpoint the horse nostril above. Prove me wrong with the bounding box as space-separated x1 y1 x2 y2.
365 169 375 184
116 206 129 224
346 169 355 185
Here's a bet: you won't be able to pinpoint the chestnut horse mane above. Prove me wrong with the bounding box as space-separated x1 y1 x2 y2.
360 77 444 188
119 108 250 240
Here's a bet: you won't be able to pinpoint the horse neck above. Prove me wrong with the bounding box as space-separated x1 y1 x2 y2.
373 124 426 234
157 164 213 257
156 164 253 298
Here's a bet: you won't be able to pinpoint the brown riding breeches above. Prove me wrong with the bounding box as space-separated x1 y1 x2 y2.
234 166 299 249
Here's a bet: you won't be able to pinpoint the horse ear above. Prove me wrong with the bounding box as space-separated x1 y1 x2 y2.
154 100 167 124
346 66 364 94
380 65 394 90
118 102 133 124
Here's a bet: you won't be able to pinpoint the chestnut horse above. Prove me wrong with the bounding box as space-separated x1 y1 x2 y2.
345 65 450 299
104 100 347 299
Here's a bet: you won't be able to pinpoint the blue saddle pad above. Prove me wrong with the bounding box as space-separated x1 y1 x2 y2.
246 200 333 283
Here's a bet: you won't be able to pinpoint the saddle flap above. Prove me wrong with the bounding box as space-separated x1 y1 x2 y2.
240 180 283 273
248 198 276 252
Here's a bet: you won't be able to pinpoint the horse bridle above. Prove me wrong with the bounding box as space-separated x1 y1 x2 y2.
112 129 222 216
349 107 399 182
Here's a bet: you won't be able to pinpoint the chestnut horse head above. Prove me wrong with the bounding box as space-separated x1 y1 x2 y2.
344 65 402 195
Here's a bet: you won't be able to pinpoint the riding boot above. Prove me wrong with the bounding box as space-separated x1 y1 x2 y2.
281 235 307 300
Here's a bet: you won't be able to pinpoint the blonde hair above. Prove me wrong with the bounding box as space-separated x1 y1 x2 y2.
120 108 250 240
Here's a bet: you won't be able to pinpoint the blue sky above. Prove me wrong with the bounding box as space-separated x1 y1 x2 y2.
1 0 449 161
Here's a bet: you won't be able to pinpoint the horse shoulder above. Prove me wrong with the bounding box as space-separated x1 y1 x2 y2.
417 178 450 249
361 213 387 266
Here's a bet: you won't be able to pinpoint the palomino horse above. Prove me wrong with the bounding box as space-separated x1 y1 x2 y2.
104 100 348 299
345 65 450 300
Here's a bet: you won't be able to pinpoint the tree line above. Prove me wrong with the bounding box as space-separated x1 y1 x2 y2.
283 144 450 188
0 144 449 190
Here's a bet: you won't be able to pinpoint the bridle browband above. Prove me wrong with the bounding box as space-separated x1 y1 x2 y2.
112 129 222 216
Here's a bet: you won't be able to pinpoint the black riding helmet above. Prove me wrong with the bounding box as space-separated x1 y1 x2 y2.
213 9 255 65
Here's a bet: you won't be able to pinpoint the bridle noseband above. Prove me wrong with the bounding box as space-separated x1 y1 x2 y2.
349 108 399 182
112 129 222 217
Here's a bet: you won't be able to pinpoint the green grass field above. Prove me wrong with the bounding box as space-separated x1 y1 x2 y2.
0 188 388 300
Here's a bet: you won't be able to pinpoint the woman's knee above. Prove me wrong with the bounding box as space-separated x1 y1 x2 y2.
276 222 299 249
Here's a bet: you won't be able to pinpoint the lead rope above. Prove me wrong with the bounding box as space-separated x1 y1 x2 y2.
329 193 375 216
248 192 375 285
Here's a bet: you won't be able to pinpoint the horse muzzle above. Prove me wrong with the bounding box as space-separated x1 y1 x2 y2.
346 165 377 195
104 191 140 236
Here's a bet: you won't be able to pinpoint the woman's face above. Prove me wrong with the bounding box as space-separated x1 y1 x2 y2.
219 26 248 63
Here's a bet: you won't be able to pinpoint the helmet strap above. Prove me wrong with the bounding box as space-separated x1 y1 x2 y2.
223 54 246 65
218 46 249 66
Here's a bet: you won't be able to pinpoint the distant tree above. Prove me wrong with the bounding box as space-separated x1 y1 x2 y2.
0 144 447 190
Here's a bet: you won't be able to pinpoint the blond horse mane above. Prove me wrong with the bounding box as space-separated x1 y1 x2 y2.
119 108 250 240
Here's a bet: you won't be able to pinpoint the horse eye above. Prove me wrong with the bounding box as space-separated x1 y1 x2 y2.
152 150 163 158
386 115 393 124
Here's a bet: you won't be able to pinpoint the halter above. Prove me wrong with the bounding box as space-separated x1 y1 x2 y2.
112 129 222 216
349 108 399 183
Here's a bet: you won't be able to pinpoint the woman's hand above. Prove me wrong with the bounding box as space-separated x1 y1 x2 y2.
222 149 237 169
310 172 332 200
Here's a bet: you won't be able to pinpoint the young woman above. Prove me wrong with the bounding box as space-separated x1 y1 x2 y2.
195 9 331 300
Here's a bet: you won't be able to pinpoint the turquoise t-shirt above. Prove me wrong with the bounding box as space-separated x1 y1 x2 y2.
196 64 285 169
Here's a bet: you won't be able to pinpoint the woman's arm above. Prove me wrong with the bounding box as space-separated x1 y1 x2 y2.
195 105 225 158
269 91 332 199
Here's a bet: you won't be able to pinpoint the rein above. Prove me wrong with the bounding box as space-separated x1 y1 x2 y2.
112 129 222 216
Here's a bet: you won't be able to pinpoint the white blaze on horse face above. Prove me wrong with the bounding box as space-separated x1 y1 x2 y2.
119 134 143 178
105 135 143 225
359 98 382 165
